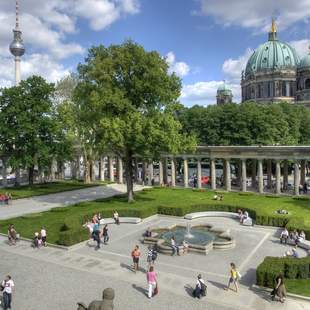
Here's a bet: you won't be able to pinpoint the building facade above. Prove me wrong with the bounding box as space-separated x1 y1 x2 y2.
241 19 310 107
216 82 233 105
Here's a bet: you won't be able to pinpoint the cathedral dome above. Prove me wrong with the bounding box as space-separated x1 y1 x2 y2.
217 83 232 96
245 21 299 76
298 53 310 69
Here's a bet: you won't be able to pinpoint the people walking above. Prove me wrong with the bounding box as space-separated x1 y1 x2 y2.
92 222 101 250
131 245 141 272
225 262 240 292
146 266 157 298
103 224 109 244
272 274 286 303
193 274 206 298
146 245 157 267
7 224 17 246
1 275 14 310
41 226 47 246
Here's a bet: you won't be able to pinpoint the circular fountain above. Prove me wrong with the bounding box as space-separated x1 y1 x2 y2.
143 223 235 255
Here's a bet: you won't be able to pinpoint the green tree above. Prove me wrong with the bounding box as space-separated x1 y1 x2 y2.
75 40 195 201
0 76 72 185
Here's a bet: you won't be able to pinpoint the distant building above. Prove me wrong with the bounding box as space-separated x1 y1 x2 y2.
241 19 310 107
216 82 233 105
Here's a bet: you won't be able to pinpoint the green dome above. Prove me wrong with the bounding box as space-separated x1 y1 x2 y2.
298 54 310 69
217 83 232 95
245 38 300 76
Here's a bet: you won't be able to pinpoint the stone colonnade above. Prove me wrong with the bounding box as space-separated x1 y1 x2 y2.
70 147 310 196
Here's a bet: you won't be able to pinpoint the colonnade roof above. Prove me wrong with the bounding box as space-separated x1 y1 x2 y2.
162 146 310 160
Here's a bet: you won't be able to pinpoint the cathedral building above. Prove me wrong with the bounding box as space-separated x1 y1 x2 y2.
241 19 310 107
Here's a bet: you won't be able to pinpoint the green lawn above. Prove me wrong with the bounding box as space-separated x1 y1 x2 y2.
1 180 105 199
1 187 310 245
286 279 310 297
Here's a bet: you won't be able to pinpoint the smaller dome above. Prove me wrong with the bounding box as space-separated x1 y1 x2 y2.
298 54 310 69
217 83 232 95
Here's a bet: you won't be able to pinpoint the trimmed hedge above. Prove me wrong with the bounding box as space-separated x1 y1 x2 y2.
58 227 89 246
256 256 310 288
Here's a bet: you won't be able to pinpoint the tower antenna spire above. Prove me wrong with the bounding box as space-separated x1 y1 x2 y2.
15 0 19 30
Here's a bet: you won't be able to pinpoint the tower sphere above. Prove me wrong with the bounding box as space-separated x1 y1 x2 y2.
10 29 25 57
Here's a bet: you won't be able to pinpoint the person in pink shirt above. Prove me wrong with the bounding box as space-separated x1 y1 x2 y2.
146 266 157 298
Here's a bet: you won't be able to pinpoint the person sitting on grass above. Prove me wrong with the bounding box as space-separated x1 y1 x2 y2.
280 228 289 244
213 194 218 200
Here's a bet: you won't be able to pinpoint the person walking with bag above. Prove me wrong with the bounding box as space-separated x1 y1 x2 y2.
146 266 158 299
1 275 14 310
225 262 240 292
193 274 206 298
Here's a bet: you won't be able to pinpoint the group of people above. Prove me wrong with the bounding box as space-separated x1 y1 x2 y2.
33 227 47 248
213 194 224 201
280 227 306 245
170 236 189 256
0 193 12 206
83 211 120 250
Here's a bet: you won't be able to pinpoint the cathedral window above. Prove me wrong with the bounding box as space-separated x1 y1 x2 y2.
305 79 310 89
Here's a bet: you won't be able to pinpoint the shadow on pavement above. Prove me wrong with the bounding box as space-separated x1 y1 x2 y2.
120 262 147 274
184 284 194 297
132 284 147 297
208 280 226 290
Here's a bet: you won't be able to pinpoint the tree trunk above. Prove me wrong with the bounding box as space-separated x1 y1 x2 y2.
84 158 91 184
28 166 34 185
125 153 134 202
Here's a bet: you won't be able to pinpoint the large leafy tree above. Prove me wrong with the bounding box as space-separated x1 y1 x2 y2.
0 76 72 185
75 40 195 201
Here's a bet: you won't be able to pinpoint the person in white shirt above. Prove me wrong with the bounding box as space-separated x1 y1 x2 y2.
280 228 289 244
193 274 206 298
41 226 47 246
113 211 120 225
1 275 14 310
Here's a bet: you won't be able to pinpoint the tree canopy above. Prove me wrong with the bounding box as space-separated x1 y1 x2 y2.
178 101 310 146
74 40 196 201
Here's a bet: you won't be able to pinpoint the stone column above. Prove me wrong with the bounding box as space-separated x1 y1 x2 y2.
294 162 300 196
99 156 105 181
159 160 164 186
71 161 77 179
210 159 216 190
163 158 168 185
171 158 176 187
283 160 288 190
197 158 202 189
251 159 257 189
135 159 139 182
237 160 242 187
1 159 7 187
258 159 264 194
267 159 272 189
241 159 247 192
91 161 96 182
222 159 227 187
183 158 188 188
225 159 231 191
148 162 154 186
301 160 306 185
108 156 114 182
118 157 123 184
142 161 148 184
275 160 281 195
286 81 290 97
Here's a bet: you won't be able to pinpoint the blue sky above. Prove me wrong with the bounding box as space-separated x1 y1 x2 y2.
1 0 310 106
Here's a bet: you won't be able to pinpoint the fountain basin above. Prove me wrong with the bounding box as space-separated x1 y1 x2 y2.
143 223 235 255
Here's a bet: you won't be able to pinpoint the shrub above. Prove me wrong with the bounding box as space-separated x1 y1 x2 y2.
256 257 310 287
58 227 89 246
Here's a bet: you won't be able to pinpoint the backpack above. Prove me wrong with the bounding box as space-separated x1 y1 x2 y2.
199 280 207 296
152 250 158 261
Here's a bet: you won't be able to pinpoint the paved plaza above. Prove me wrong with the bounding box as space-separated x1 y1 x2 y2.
0 184 146 220
0 215 309 310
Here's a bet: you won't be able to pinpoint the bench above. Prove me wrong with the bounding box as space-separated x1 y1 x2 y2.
99 217 141 225
184 211 253 226
287 238 310 251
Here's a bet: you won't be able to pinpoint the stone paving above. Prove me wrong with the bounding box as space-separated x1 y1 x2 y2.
0 184 146 220
0 215 309 310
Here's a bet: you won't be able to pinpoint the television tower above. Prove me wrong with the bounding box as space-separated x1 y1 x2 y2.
9 0 25 85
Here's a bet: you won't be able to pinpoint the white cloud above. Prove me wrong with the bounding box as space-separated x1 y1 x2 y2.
290 39 310 58
181 80 240 106
166 51 190 77
0 0 141 88
197 0 310 32
222 48 254 82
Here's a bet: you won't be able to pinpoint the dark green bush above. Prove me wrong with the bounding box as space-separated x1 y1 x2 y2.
58 227 89 246
257 257 310 287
